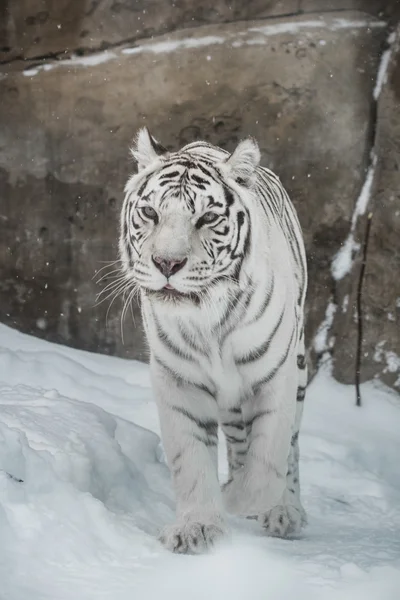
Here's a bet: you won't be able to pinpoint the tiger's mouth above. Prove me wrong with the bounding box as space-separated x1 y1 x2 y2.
163 283 179 292
162 284 185 298
144 285 201 304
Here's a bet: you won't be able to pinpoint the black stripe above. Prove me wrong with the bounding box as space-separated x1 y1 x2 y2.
154 355 183 385
246 409 275 430
196 162 221 184
222 422 245 431
172 406 218 436
154 355 215 399
224 433 246 444
159 170 180 179
242 219 251 259
194 382 216 399
218 289 243 329
177 322 208 356
187 479 199 497
123 217 128 240
153 315 195 362
171 451 182 465
235 450 247 457
124 239 133 266
219 285 252 344
252 328 296 395
248 274 274 325
207 196 223 209
137 175 151 197
191 174 209 186
222 185 235 207
134 267 149 276
230 211 245 259
193 433 217 447
296 386 306 402
172 465 182 477
237 306 285 365
297 354 306 370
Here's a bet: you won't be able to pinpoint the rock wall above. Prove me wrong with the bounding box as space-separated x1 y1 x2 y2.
1 1 399 63
330 25 400 390
0 1 399 391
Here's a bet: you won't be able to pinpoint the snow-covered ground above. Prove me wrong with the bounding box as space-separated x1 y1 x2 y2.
0 323 399 600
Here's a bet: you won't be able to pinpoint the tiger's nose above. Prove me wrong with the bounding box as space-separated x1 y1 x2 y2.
152 256 188 278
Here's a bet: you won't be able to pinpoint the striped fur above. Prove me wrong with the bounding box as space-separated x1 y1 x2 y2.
119 128 308 552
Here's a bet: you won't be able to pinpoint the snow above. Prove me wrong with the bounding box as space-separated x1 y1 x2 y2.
122 36 225 56
248 18 386 36
1 322 400 599
331 235 359 282
373 31 397 100
23 51 116 77
331 154 376 281
374 342 400 388
313 301 337 353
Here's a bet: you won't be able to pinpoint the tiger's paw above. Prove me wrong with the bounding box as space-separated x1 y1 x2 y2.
159 520 226 554
258 504 306 538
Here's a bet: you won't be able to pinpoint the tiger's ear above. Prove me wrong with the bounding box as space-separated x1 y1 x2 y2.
130 127 168 171
223 138 260 185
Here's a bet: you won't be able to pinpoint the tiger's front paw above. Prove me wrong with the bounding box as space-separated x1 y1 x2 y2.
259 504 306 538
159 520 226 554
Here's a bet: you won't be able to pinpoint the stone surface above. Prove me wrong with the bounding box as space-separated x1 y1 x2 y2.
331 27 400 390
0 13 387 366
0 0 298 63
300 0 400 22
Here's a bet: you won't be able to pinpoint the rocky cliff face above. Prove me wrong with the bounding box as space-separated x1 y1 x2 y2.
330 25 400 390
0 1 399 391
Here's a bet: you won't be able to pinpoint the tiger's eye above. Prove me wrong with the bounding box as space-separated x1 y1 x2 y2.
202 211 218 223
142 206 157 220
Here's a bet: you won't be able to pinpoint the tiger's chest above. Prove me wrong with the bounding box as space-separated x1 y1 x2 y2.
144 300 277 409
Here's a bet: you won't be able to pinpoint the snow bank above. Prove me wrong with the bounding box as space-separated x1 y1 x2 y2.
0 324 399 599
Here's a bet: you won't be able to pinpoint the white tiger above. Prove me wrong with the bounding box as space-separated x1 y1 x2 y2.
119 128 308 554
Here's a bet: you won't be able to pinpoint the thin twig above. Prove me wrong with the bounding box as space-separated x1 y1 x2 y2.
355 212 373 407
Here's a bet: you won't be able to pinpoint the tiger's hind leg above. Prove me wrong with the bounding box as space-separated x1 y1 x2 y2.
259 344 307 538
219 407 248 483
221 337 307 539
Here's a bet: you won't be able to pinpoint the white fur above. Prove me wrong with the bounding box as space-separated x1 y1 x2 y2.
120 134 308 553
130 127 167 171
222 138 261 184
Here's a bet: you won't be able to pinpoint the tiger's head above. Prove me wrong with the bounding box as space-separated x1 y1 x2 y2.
119 128 260 303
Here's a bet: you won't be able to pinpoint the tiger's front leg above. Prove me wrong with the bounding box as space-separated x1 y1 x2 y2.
151 358 226 554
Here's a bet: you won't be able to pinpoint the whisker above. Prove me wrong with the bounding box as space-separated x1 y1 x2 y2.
92 259 123 280
95 279 129 306
95 268 124 285
96 274 127 296
105 282 132 326
120 284 138 344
